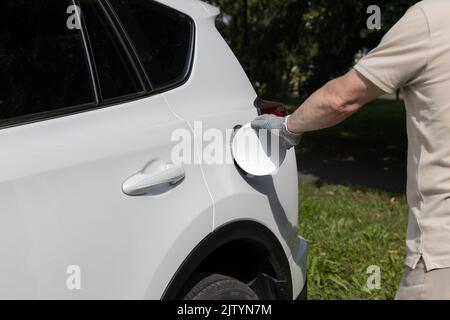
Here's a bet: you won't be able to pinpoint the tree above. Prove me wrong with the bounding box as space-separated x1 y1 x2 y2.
206 0 418 99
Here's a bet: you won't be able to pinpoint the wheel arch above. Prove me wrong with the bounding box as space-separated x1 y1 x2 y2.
161 220 292 300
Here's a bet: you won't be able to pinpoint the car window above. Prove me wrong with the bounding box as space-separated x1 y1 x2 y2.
0 1 95 123
108 0 194 90
80 0 143 101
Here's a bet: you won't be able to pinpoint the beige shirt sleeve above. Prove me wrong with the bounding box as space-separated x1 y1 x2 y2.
354 5 430 94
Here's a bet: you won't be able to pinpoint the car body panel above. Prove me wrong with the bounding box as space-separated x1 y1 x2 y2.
161 0 306 298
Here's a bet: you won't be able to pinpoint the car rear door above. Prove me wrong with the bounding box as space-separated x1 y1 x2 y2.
0 0 212 299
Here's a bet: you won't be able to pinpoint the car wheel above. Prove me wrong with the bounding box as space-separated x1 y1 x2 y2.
183 273 259 300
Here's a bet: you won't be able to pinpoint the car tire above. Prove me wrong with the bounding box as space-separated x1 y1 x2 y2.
183 273 259 300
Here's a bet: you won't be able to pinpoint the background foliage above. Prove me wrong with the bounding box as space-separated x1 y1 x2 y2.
205 0 418 99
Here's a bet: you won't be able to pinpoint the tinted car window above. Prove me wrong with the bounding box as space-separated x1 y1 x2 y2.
80 0 143 101
108 0 193 89
0 1 95 123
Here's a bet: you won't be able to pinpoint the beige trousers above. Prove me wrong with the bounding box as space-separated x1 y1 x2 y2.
395 258 450 300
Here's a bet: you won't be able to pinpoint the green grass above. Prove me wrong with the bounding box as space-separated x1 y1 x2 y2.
299 180 408 299
282 97 410 299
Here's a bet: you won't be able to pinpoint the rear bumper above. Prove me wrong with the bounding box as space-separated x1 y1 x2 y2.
289 236 308 299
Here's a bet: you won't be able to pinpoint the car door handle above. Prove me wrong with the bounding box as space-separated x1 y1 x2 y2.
122 159 185 196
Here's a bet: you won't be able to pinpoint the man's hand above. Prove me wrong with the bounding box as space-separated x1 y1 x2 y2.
251 114 303 150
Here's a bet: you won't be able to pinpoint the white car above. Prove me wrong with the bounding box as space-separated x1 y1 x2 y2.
0 0 307 299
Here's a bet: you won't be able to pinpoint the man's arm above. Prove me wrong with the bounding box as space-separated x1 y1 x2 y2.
251 69 385 149
287 69 385 134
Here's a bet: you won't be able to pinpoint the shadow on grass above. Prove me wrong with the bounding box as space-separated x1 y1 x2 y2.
288 98 408 193
299 158 407 192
